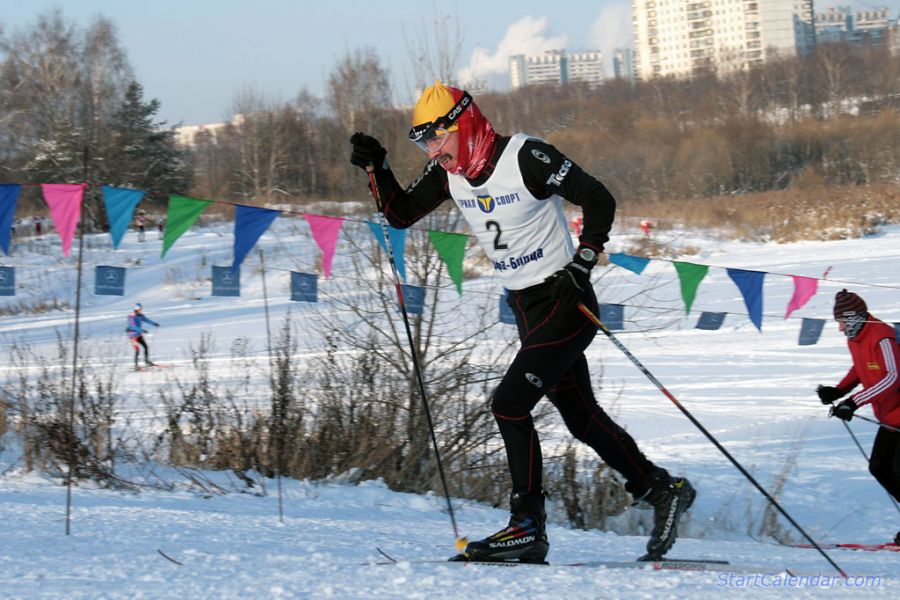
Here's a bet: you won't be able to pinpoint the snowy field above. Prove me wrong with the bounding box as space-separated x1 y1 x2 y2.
1 217 898 598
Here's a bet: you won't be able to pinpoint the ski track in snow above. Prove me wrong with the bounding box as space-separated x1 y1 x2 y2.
1 222 899 598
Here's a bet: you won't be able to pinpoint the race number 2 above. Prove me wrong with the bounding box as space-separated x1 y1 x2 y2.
486 220 508 250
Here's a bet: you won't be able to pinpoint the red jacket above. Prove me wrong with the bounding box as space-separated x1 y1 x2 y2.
836 315 900 427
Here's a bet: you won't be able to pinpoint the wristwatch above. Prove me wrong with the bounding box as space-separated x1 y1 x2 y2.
577 246 597 264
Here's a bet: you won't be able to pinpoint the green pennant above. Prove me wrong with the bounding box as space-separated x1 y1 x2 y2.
673 261 709 314
161 195 212 258
427 230 468 295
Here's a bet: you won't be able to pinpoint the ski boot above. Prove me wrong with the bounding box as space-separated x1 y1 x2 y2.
635 472 696 561
145 360 156 367
452 492 548 564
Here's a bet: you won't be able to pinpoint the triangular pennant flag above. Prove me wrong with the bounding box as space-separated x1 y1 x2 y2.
232 205 280 272
727 268 765 331
427 230 468 294
162 195 211 258
41 183 86 257
695 311 727 330
102 186 145 250
0 184 22 255
305 214 344 279
673 261 709 314
367 221 408 282
798 318 826 346
785 275 818 318
609 252 650 275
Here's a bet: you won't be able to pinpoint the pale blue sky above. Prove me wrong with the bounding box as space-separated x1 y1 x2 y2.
1 0 897 125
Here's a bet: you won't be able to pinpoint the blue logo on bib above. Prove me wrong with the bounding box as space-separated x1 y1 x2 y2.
477 194 495 213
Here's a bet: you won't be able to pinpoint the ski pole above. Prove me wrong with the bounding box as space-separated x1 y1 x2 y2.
828 403 900 518
849 413 900 433
577 302 848 578
826 399 900 432
365 164 466 554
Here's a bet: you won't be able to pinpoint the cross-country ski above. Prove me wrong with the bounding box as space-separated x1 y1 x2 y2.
372 547 808 576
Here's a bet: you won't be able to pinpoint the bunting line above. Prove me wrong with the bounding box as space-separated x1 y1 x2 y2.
1 180 898 333
4 181 899 293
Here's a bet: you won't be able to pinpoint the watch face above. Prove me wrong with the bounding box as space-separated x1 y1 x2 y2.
578 247 596 262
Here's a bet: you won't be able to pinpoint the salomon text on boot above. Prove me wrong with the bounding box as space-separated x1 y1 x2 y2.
634 473 695 561
455 492 548 563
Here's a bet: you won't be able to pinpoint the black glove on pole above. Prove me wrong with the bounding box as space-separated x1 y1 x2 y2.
350 132 387 170
830 399 857 421
817 385 845 405
546 249 595 306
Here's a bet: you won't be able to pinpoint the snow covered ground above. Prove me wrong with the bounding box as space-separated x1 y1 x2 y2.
1 218 898 598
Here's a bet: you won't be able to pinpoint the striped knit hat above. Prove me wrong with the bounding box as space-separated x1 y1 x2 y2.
833 289 866 320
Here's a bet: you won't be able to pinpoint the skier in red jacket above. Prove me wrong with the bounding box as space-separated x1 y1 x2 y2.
817 289 900 545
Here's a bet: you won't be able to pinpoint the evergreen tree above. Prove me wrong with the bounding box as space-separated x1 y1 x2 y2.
104 81 191 194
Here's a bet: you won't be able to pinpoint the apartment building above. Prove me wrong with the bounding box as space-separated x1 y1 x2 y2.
816 6 897 46
632 0 815 80
509 50 604 89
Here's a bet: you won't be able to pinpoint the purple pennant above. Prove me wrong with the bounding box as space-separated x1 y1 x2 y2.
726 268 765 331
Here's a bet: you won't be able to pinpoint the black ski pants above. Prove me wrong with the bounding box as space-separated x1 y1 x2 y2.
869 426 900 502
131 335 150 365
494 281 658 497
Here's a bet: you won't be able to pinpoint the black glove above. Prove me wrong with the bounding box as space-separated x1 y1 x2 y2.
546 252 594 306
817 385 846 405
349 132 387 170
830 398 857 421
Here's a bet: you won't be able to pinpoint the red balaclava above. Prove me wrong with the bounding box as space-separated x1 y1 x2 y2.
411 81 497 179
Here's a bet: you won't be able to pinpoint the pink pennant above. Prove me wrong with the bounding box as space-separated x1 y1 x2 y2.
785 275 818 318
304 214 344 278
41 183 87 257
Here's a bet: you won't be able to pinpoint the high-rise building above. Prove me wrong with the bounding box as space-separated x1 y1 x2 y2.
613 48 636 80
632 0 815 80
509 50 604 89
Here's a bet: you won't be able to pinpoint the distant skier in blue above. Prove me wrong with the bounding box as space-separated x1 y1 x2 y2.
127 303 159 368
